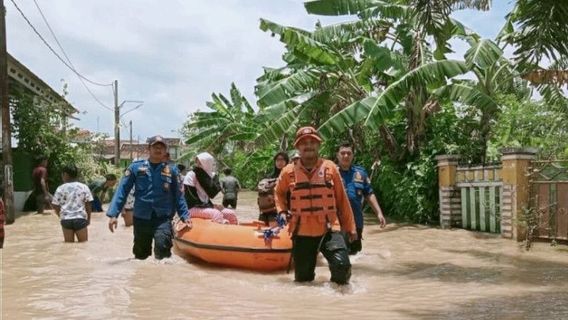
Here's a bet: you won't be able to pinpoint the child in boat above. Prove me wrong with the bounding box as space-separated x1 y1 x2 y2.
51 164 94 242
183 152 238 224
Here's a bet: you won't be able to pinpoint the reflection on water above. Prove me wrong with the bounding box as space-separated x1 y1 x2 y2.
2 191 567 319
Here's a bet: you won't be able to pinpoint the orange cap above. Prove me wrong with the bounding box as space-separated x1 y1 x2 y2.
294 126 322 147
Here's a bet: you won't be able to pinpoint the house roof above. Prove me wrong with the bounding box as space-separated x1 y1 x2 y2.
8 53 78 116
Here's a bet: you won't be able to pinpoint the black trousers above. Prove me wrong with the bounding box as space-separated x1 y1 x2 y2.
258 212 277 226
293 232 352 285
132 216 173 260
222 198 237 209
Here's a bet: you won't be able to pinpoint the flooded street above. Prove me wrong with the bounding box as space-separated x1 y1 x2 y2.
2 191 567 319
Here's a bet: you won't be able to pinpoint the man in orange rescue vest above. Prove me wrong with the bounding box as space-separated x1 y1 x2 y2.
274 126 357 285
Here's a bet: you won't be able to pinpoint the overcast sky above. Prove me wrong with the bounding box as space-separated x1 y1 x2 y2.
7 0 514 142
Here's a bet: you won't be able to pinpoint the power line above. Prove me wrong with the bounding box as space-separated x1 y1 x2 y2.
30 0 113 111
9 0 114 89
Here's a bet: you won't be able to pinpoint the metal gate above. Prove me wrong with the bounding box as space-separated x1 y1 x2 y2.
457 183 502 233
529 161 568 240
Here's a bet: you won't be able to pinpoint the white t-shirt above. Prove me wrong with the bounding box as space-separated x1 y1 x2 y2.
52 182 94 220
124 189 135 210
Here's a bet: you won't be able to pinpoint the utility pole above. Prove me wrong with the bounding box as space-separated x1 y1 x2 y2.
113 80 119 167
129 120 133 161
1 0 15 224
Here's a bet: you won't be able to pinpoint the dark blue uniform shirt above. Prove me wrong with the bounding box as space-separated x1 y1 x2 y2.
107 160 189 221
339 165 373 229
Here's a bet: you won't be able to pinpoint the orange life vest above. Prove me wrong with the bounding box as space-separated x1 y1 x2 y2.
288 161 338 231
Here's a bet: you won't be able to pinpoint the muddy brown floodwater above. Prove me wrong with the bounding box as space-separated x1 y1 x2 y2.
1 191 567 319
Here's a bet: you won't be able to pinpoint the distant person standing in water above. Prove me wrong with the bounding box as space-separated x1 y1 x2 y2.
220 168 241 209
51 165 94 242
26 156 52 214
89 174 118 212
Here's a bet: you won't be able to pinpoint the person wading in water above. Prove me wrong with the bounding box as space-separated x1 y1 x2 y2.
106 135 191 260
274 126 356 285
337 142 386 255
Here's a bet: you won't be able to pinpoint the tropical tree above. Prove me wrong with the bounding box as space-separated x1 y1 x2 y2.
180 0 567 222
181 83 258 156
497 0 568 86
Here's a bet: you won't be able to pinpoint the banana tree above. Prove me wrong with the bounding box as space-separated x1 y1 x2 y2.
303 0 488 155
181 83 258 156
434 38 532 162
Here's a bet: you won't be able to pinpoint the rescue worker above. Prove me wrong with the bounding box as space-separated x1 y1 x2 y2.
106 135 191 260
337 142 386 255
274 126 356 285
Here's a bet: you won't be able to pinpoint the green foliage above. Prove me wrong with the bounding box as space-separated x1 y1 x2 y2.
488 94 568 160
375 153 438 223
9 87 107 190
500 0 568 67
179 0 568 225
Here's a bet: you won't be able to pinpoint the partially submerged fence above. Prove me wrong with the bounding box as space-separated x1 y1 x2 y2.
456 165 502 233
437 148 544 240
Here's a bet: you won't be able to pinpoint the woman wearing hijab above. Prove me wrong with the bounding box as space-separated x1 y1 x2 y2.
183 152 238 224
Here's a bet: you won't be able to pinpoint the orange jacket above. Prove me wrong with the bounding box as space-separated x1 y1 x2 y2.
274 158 355 237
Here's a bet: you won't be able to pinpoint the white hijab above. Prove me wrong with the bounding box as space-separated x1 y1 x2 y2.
183 152 217 203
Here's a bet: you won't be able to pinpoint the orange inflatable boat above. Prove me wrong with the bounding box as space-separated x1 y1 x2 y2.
174 218 292 271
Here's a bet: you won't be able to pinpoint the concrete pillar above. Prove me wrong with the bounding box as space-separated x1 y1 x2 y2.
500 147 537 240
436 155 461 228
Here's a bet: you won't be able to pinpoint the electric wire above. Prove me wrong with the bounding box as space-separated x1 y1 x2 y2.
11 0 113 87
10 0 118 115
30 0 114 111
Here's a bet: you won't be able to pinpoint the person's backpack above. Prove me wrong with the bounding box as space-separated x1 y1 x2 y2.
257 178 278 214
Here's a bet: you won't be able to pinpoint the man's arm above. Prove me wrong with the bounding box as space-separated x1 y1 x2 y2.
40 169 49 194
361 170 386 227
85 184 94 222
273 169 290 214
51 187 61 217
330 165 356 235
365 194 386 227
85 201 92 223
